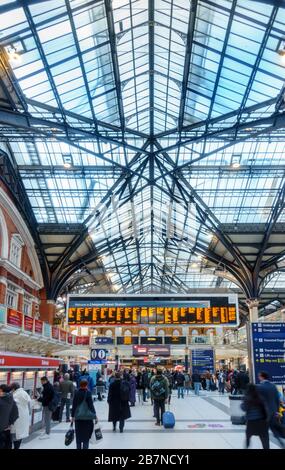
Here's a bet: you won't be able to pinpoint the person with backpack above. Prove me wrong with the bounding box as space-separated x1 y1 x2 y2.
108 372 131 433
71 379 97 449
175 371 185 399
150 369 169 426
78 370 95 395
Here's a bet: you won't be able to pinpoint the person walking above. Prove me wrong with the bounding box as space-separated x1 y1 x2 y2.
71 379 97 449
150 369 169 426
184 371 191 395
129 372 137 407
192 370 201 396
9 382 31 449
218 370 226 394
205 370 211 392
108 372 131 433
59 373 74 423
0 384 19 449
241 384 269 449
136 370 144 403
38 376 55 440
236 370 249 394
257 371 285 448
78 370 94 395
175 371 185 399
164 370 173 404
142 369 149 402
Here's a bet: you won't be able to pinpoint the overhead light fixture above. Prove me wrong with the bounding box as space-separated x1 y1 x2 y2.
277 39 285 57
191 262 199 268
231 153 241 169
62 153 73 169
7 48 22 64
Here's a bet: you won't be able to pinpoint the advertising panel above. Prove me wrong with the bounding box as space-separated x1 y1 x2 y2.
191 349 214 374
251 323 285 385
60 330 67 342
0 353 61 368
51 326 59 340
24 315 33 332
34 319 43 334
7 309 22 328
140 336 163 344
133 345 170 357
75 336 90 346
67 294 238 326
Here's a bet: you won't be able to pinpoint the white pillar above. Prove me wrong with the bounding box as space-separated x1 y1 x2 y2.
246 298 259 322
245 298 259 382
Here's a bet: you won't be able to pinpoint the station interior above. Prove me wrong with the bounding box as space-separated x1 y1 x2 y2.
0 0 285 451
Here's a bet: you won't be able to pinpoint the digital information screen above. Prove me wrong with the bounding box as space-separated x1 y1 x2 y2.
67 294 238 326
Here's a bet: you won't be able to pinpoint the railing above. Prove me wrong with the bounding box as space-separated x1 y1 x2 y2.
0 305 90 347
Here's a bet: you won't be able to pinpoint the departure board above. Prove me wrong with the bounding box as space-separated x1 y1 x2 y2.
67 294 239 326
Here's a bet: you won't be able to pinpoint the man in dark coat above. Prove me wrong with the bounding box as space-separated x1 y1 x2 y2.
108 372 131 433
38 376 55 439
257 371 284 448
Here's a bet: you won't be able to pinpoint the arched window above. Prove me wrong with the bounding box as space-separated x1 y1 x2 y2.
10 234 24 268
124 329 132 336
105 329 113 337
157 329 165 336
191 329 199 336
92 329 99 337
173 329 180 336
139 329 146 336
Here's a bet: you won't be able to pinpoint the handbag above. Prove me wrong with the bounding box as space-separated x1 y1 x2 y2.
75 391 96 421
65 424 74 446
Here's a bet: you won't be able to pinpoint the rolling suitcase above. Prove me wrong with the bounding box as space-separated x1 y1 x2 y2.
162 405 175 429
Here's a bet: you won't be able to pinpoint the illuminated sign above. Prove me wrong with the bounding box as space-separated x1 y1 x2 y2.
133 345 170 357
67 294 238 326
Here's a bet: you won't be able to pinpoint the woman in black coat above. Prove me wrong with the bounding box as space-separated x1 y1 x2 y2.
71 379 97 449
108 372 131 433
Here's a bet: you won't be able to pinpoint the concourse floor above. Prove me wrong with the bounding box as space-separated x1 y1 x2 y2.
22 390 282 450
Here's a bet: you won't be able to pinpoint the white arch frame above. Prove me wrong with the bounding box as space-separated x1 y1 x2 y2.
0 207 9 258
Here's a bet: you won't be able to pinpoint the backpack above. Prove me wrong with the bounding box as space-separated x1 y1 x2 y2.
74 392 96 420
151 378 166 400
120 380 130 402
48 391 60 412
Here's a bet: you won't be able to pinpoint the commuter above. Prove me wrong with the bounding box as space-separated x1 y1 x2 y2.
192 370 201 396
201 376 207 390
164 370 173 404
0 384 19 449
257 371 285 448
142 369 149 402
184 371 191 395
129 372 137 407
38 376 55 439
175 371 185 399
150 369 169 426
205 370 211 392
108 372 131 433
230 370 239 395
236 370 249 394
218 370 226 394
59 373 74 423
241 384 269 449
136 370 144 403
71 379 97 449
108 371 116 387
96 373 105 401
78 370 94 395
10 382 31 449
210 374 217 391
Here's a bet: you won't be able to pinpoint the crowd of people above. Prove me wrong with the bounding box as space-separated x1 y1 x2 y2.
1 366 284 449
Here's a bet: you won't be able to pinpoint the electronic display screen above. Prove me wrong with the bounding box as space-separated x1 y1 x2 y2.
67 295 238 326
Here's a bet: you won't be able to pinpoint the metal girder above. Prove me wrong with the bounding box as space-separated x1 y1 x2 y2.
0 107 149 156
149 0 154 137
178 0 197 130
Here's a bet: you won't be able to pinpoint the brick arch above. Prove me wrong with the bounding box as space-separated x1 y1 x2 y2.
155 327 166 336
138 328 148 336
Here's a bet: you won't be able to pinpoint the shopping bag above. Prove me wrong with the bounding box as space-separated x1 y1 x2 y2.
90 421 103 444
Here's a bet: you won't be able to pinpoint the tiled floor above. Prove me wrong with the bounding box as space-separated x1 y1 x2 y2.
21 390 282 449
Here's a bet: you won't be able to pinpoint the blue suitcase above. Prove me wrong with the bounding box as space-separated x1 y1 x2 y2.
162 410 175 429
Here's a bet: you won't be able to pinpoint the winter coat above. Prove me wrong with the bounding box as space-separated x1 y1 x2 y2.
59 379 74 399
38 381 54 407
176 373 185 386
129 375 137 404
10 388 31 440
136 372 143 390
78 374 94 393
241 397 268 421
142 372 149 388
149 374 169 401
71 389 96 442
108 378 131 422
0 392 18 432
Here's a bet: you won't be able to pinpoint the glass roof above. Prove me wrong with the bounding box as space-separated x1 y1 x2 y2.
0 0 284 295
